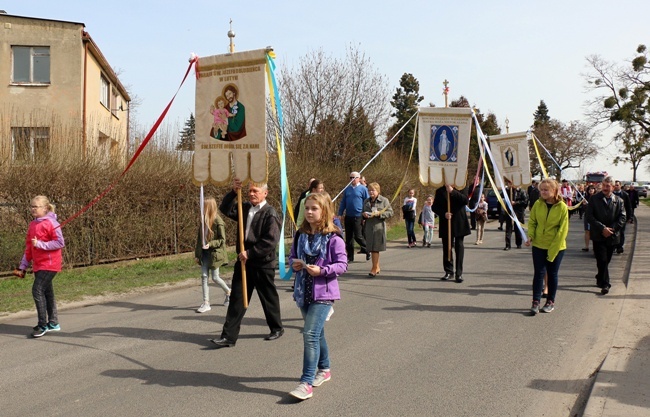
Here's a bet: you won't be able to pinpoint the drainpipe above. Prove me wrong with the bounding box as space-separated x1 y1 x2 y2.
82 33 88 157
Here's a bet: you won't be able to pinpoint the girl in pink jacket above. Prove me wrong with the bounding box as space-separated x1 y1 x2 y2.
17 196 65 338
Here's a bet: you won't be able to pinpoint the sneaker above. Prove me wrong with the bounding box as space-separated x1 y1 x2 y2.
541 301 555 313
313 369 331 387
31 325 48 338
289 382 313 400
223 295 230 306
325 306 334 321
530 301 540 316
47 322 61 332
196 302 211 313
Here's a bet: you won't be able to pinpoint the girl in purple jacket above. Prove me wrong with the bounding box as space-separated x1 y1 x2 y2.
289 192 347 400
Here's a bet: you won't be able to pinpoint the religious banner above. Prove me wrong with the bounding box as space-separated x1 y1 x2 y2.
488 131 531 187
193 49 268 185
418 107 473 188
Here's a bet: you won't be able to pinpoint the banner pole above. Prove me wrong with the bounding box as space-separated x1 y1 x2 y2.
443 171 452 262
237 188 249 309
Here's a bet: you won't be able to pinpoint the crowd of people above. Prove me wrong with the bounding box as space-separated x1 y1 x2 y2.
13 172 636 400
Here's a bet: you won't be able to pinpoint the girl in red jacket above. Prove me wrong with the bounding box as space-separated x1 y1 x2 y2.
17 196 65 338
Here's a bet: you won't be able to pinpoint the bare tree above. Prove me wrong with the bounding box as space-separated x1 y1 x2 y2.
275 45 391 169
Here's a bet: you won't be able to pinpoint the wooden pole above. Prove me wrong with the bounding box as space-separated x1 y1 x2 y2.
237 188 249 309
443 171 452 262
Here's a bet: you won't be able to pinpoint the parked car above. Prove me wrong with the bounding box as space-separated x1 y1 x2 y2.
637 184 648 198
484 189 499 218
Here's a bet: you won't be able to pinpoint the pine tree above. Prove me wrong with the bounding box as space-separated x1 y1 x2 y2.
532 100 550 128
388 73 424 155
177 113 196 151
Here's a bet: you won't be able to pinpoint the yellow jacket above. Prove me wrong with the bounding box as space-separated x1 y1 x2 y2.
527 199 569 262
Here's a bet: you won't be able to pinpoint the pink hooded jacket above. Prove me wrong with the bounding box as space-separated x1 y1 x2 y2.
19 212 65 272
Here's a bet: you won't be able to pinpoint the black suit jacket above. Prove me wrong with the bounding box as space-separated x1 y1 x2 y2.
431 187 471 238
219 190 281 268
585 192 626 245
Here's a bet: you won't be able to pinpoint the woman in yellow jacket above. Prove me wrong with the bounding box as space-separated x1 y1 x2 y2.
525 178 569 315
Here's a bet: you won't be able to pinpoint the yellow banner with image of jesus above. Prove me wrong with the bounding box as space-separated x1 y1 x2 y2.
489 131 531 188
193 49 268 185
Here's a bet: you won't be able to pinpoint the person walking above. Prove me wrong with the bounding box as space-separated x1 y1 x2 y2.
402 189 417 247
16 196 65 338
613 180 632 254
421 195 435 247
475 194 488 245
337 171 369 262
431 184 471 283
288 193 347 400
503 182 528 250
363 182 394 277
194 197 231 313
585 176 626 295
525 179 569 315
210 178 284 348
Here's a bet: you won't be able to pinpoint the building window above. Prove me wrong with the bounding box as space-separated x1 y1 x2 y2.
12 46 50 84
100 74 110 108
111 88 120 117
11 127 50 162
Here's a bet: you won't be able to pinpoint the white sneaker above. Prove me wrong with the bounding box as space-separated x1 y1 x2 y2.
312 369 331 387
289 382 313 400
223 294 230 306
196 302 211 313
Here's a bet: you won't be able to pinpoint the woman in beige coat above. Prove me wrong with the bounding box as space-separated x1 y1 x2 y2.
362 182 393 277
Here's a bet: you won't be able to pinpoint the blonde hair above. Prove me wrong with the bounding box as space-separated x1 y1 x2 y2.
539 178 562 204
203 197 220 240
368 182 381 194
32 195 55 213
299 192 338 234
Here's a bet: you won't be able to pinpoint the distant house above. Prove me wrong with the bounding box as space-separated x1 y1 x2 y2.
0 13 130 164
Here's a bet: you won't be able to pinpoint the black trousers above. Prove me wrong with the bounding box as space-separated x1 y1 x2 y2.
592 241 615 288
32 270 58 327
221 262 283 341
441 235 465 277
344 216 367 261
504 211 525 248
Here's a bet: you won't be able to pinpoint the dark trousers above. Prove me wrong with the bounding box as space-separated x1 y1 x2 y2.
618 222 627 249
505 210 525 248
441 236 465 277
344 216 367 261
221 262 283 341
405 219 416 244
593 241 615 288
532 247 564 302
32 270 58 327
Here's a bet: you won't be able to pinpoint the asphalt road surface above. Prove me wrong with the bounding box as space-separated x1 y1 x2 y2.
0 215 629 417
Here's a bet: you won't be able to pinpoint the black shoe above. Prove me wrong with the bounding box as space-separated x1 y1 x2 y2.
616 247 624 254
210 337 236 348
264 329 284 341
366 252 371 261
441 273 453 281
497 227 503 231
503 246 511 251
601 285 611 295
455 276 464 283
516 245 522 249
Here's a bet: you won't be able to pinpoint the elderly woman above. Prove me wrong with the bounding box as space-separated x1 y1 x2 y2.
362 182 393 277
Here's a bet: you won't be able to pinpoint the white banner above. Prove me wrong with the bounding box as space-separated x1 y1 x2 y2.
418 107 473 188
193 49 268 185
489 131 531 187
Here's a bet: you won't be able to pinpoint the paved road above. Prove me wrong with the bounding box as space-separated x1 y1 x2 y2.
0 214 632 416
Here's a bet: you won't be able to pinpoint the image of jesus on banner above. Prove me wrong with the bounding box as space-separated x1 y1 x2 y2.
430 125 458 162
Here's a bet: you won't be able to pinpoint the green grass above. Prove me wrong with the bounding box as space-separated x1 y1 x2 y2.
1 223 409 316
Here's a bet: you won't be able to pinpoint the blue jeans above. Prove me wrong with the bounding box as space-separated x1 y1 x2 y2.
532 246 565 303
299 302 331 385
405 219 416 244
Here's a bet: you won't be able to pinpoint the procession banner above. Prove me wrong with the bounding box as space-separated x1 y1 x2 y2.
418 107 473 188
193 49 268 185
488 131 531 188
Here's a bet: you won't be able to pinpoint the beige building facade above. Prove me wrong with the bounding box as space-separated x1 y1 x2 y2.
0 13 130 164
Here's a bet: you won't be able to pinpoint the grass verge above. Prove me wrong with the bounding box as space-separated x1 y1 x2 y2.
1 223 409 316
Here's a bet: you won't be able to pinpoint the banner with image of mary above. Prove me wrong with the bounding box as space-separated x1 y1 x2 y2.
193 49 268 185
418 107 473 188
489 131 531 187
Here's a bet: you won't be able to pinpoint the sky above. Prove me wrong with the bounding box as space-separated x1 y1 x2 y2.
7 0 650 181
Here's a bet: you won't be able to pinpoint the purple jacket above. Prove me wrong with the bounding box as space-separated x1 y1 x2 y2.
290 232 347 304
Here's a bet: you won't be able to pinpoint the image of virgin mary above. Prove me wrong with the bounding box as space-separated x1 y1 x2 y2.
429 125 457 162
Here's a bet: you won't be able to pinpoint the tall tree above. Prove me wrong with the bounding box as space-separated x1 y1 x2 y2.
387 73 424 156
585 44 650 178
176 113 195 151
532 100 550 128
277 45 391 170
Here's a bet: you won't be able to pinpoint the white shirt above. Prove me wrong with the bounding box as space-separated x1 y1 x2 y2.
245 200 267 240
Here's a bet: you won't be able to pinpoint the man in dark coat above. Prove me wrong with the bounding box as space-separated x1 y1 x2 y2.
527 180 540 210
586 176 626 295
503 182 528 250
211 178 284 348
431 184 471 283
613 180 632 254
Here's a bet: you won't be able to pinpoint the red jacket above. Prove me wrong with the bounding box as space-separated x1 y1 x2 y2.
19 212 65 272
